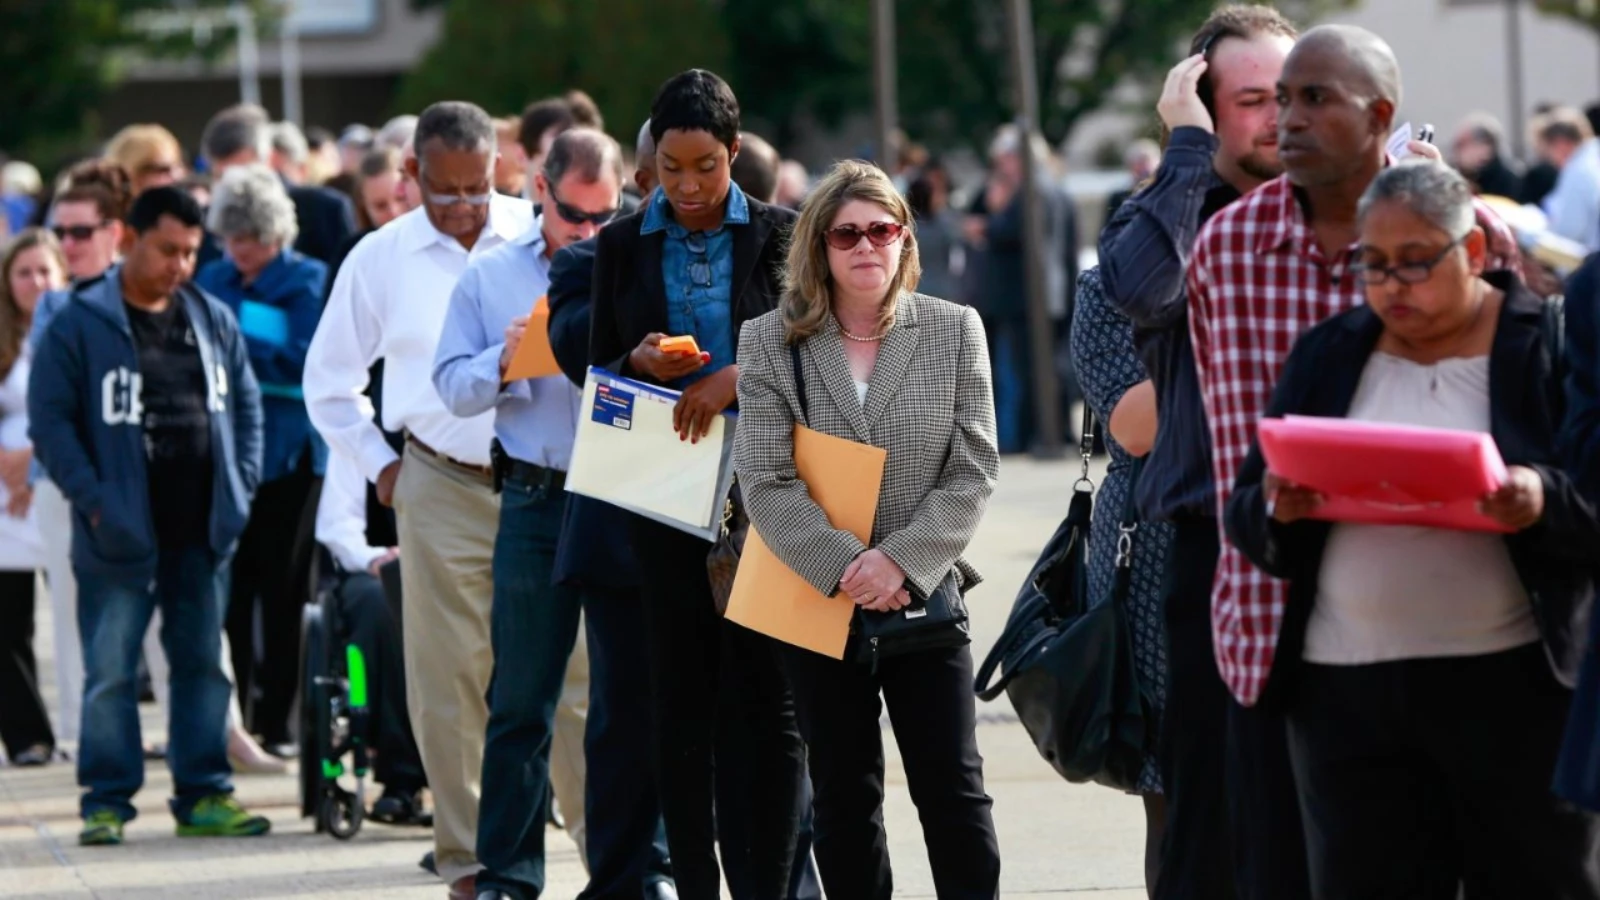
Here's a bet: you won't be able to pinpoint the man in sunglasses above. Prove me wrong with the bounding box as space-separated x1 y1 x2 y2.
305 100 535 900
432 127 666 900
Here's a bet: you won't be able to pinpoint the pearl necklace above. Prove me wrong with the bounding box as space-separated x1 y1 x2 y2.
835 316 889 343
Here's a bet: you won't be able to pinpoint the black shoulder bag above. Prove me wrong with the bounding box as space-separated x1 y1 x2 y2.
971 406 1150 791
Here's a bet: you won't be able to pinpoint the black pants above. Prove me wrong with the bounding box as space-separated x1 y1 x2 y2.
632 518 805 900
0 570 53 757
1154 517 1235 900
227 459 319 744
717 697 823 900
333 570 424 791
1227 694 1310 900
1290 643 1600 900
782 641 1000 900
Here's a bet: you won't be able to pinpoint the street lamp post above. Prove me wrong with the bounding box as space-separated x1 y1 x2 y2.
1003 0 1064 457
872 0 898 168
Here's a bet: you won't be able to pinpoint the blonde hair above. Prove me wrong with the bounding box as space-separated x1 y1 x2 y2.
0 228 65 379
781 160 921 343
105 124 183 178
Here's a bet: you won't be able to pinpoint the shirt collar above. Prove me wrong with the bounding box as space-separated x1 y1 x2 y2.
511 216 549 254
639 182 751 236
1256 153 1403 255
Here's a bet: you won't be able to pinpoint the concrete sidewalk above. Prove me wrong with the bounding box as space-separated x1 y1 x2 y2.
0 456 1151 898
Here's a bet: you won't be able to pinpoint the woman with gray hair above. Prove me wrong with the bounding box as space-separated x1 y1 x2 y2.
196 163 330 755
1227 159 1600 896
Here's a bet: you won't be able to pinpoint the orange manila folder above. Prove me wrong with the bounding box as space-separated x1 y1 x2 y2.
502 296 562 383
725 425 887 659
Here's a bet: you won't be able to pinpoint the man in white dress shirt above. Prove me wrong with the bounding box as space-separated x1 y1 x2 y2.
304 101 533 900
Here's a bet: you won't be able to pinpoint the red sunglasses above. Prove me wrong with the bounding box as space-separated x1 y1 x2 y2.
823 221 905 251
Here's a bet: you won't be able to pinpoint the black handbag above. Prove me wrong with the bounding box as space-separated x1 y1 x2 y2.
972 409 1151 791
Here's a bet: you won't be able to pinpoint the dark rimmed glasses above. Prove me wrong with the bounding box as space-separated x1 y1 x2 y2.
823 221 905 251
1350 233 1468 286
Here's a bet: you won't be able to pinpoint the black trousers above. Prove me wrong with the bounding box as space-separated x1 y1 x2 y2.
717 698 823 900
632 518 805 900
1154 517 1235 900
227 459 319 744
1226 694 1310 900
1289 643 1600 900
782 641 1001 900
333 570 425 791
0 570 53 757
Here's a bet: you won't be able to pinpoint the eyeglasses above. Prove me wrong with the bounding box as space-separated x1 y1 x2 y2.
686 232 712 288
52 222 107 243
823 221 905 251
1350 234 1468 286
424 189 493 207
547 185 618 227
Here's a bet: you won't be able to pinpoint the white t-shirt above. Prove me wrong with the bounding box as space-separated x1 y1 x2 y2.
1305 352 1539 665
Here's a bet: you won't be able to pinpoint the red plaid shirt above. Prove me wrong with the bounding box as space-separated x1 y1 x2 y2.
1186 174 1521 705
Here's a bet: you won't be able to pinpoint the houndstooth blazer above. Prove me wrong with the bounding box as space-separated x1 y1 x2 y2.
732 293 1000 600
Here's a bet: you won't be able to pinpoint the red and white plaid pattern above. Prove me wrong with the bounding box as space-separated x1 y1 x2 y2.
1186 174 1520 705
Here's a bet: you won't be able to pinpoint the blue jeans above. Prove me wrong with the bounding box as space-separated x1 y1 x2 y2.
479 474 668 899
991 320 1033 455
76 544 233 822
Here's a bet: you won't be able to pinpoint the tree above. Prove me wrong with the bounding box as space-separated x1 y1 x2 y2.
0 0 257 163
1533 0 1600 33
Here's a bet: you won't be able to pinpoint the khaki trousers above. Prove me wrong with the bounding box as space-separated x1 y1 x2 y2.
393 445 497 884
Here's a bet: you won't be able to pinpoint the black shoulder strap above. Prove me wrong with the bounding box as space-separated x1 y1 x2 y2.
1543 294 1567 418
789 340 809 427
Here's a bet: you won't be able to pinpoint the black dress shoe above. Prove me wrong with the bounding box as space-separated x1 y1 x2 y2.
262 741 298 760
644 881 679 900
11 743 52 767
371 788 431 827
420 850 437 875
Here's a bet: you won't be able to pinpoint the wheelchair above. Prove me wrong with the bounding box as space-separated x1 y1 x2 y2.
298 548 374 840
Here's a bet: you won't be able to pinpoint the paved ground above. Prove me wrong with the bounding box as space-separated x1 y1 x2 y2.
0 454 1151 898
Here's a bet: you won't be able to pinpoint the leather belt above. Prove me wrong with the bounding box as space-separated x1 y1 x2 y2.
505 458 567 492
405 433 494 479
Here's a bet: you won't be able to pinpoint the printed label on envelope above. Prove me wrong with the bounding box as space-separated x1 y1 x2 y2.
592 384 634 430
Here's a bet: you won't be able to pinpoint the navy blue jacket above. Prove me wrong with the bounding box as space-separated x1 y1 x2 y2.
196 249 328 482
28 267 264 582
1563 253 1600 500
287 181 358 265
1097 126 1240 522
546 235 641 590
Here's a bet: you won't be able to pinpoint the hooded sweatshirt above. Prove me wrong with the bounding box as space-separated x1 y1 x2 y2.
28 265 263 582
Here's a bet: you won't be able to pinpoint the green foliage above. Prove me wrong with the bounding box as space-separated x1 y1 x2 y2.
0 0 263 163
1534 0 1600 34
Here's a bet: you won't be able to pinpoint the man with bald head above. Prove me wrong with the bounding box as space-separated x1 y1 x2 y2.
1186 24 1522 900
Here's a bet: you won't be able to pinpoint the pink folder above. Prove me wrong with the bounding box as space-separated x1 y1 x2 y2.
1255 415 1513 533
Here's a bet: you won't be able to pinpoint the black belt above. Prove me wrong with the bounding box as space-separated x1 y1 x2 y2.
504 458 567 492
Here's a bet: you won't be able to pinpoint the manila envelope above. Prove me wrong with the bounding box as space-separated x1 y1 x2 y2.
502 296 562 383
725 425 886 659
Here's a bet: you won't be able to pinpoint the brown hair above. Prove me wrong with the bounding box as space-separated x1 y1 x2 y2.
55 159 135 223
0 228 65 379
1189 5 1300 120
781 160 921 343
353 147 403 230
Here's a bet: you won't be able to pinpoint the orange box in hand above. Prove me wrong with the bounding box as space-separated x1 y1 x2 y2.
660 335 701 356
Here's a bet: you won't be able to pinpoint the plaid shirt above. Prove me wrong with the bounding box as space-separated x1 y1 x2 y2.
1186 174 1521 705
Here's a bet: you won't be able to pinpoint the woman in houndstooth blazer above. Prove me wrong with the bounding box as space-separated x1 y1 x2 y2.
733 160 1002 898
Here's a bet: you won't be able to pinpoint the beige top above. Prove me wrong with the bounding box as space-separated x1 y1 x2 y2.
1305 352 1539 665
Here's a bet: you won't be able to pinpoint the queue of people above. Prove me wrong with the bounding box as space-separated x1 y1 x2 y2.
0 6 1597 900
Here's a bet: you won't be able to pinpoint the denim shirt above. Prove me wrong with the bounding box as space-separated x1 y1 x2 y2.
640 183 749 387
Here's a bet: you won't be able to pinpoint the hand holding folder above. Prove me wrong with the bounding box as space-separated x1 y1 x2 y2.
502 296 562 383
725 426 887 659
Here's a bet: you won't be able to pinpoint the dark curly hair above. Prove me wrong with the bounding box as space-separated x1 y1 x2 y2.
55 159 135 223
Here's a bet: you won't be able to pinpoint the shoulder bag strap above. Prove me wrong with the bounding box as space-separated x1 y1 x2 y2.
789 340 809 427
1110 456 1146 603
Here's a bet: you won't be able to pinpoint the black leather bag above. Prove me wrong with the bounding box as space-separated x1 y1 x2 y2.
972 412 1150 791
855 570 971 668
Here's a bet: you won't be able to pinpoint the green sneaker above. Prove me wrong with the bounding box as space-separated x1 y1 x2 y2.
174 794 271 837
79 810 125 846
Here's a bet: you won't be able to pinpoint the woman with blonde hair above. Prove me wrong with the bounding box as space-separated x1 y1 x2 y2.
733 159 1002 896
0 228 65 766
104 124 187 196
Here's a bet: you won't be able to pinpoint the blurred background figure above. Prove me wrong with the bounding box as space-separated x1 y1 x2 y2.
304 126 342 186
2 162 43 239
270 122 312 186
730 131 781 204
104 125 187 197
907 158 963 303
1451 113 1523 199
493 115 528 198
337 124 376 174
1105 138 1162 220
0 227 65 768
1534 105 1600 252
775 159 810 209
375 114 418 152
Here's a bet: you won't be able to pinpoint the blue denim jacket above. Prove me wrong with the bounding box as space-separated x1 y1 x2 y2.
640 183 749 387
195 250 328 482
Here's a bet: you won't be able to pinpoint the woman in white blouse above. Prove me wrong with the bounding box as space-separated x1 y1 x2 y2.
0 228 64 765
1228 160 1600 898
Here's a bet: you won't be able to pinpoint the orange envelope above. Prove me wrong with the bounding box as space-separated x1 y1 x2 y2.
724 425 886 659
502 296 561 383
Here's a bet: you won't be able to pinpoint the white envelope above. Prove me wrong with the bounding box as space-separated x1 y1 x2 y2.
565 367 737 541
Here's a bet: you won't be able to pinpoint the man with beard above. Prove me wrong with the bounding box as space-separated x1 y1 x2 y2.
1096 7 1297 898
1185 24 1519 898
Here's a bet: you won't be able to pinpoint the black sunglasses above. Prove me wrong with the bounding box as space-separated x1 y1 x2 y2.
547 185 618 227
52 222 107 243
823 221 905 251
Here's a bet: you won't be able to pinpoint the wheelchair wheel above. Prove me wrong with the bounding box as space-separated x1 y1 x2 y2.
298 603 332 823
319 787 364 840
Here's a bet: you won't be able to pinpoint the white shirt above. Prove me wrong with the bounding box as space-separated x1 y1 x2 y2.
1306 353 1538 665
1543 138 1600 253
315 449 386 574
0 350 42 571
304 196 535 480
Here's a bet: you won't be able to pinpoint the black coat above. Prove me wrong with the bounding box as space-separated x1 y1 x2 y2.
589 195 798 384
288 182 358 265
1226 271 1599 694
